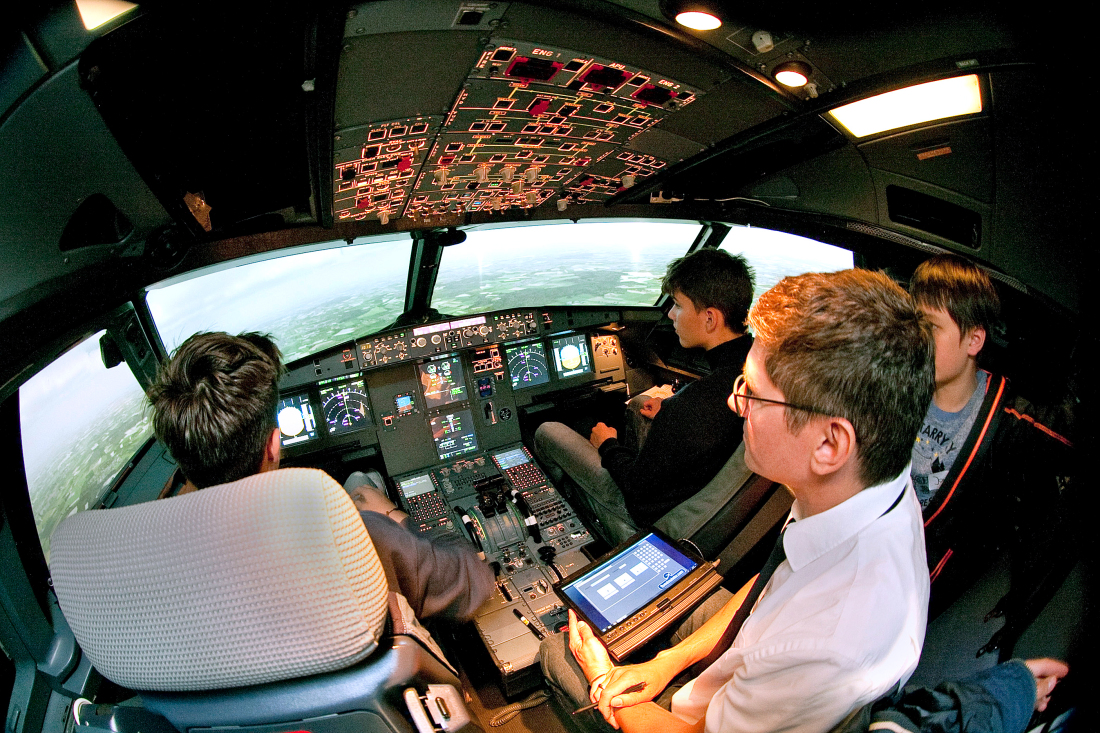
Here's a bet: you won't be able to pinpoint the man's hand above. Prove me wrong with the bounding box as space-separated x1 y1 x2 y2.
590 422 618 449
349 486 406 523
568 610 614 689
1025 658 1068 712
639 397 663 419
594 655 679 728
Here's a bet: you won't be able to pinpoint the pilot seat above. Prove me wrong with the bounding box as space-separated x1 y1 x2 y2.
49 467 480 733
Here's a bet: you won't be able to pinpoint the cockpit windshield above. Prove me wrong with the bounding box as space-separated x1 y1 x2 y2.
20 331 153 562
718 226 854 299
143 220 853 365
430 220 702 315
146 235 412 362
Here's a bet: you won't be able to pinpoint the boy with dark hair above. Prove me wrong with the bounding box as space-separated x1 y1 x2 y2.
148 331 492 621
148 331 283 491
909 254 1075 649
534 249 755 543
661 247 755 335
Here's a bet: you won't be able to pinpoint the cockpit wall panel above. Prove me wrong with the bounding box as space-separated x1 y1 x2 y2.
0 63 166 313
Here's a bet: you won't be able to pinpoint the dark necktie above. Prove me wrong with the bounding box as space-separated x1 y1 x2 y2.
694 524 789 673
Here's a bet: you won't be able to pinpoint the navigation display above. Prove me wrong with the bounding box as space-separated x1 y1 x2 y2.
430 410 479 460
559 534 698 632
277 393 318 447
505 341 550 390
551 333 592 379
418 356 468 409
318 374 371 435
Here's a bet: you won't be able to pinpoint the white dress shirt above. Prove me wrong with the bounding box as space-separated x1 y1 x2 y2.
670 467 929 733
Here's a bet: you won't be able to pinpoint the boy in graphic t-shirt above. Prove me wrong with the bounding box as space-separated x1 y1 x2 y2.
909 255 1075 651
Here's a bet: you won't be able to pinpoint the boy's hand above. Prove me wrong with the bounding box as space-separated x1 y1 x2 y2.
1025 658 1068 712
639 397 663 418
590 422 618 449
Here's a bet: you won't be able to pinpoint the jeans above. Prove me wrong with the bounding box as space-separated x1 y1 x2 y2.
534 421 639 545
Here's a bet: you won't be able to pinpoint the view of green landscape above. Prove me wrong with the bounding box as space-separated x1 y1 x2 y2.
147 236 413 362
431 221 701 315
20 332 153 562
146 222 852 364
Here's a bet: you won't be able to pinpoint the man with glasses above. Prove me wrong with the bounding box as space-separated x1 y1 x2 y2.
542 269 936 733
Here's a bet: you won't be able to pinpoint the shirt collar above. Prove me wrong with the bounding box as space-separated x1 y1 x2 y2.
783 465 912 572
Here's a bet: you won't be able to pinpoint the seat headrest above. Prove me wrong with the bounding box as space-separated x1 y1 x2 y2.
50 468 389 692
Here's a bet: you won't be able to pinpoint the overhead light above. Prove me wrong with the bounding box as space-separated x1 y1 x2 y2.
660 1 722 30
76 0 138 31
774 61 812 88
676 11 721 30
828 74 983 138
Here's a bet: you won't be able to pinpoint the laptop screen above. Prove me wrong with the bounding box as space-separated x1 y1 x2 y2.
559 533 698 632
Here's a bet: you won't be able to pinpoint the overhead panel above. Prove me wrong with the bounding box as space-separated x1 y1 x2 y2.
334 117 442 223
333 38 704 223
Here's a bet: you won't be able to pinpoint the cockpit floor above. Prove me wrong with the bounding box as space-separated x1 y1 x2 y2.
459 664 573 733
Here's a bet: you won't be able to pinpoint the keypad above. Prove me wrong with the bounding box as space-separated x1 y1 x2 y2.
406 489 448 523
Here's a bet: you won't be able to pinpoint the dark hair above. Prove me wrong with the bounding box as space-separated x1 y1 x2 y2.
661 249 755 333
748 269 935 488
909 254 1000 337
147 332 283 489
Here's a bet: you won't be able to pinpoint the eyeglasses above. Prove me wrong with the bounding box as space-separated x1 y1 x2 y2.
730 374 830 418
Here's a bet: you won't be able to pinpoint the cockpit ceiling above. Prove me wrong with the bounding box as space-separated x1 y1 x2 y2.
73 0 1027 233
3 0 1085 319
335 37 708 221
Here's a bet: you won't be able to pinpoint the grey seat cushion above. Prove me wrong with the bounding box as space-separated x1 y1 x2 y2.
50 468 389 691
654 443 753 540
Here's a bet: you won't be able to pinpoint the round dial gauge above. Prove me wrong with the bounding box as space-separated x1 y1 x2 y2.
321 383 371 435
508 343 549 389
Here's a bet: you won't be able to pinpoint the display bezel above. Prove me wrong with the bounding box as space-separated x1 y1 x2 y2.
276 392 319 447
317 373 372 435
429 409 479 460
418 355 468 409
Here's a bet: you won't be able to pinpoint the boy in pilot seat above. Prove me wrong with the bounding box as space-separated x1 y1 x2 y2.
534 248 755 544
148 330 493 622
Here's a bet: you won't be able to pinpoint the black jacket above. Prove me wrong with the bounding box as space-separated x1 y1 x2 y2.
598 335 751 527
921 373 1076 656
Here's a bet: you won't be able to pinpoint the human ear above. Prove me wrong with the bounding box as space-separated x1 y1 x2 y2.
262 428 282 471
704 307 724 333
965 326 986 357
809 417 855 477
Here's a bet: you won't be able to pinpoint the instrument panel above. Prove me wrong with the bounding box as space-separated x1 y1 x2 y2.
393 444 594 695
273 306 631 694
277 306 626 466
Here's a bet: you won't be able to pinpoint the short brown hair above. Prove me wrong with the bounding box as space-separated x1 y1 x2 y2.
748 269 934 488
909 254 1000 337
147 332 282 489
662 249 755 333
